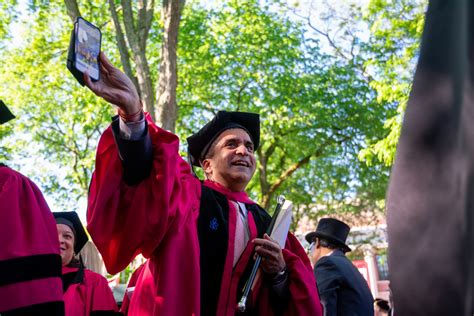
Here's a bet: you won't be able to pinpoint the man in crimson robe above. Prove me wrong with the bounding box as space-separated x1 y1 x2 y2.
84 53 322 316
0 100 64 315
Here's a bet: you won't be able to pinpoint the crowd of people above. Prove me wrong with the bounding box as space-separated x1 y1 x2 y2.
0 53 386 316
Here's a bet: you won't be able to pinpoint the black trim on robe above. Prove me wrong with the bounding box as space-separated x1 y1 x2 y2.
1 301 64 316
112 124 291 314
111 116 152 186
198 185 275 316
0 254 62 286
62 262 85 293
198 186 231 316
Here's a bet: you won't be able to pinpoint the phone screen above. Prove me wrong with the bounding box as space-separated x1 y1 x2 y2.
74 18 101 80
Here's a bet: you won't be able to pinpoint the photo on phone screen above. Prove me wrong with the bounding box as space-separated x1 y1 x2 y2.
74 18 101 81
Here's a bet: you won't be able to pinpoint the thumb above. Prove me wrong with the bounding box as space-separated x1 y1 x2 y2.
100 52 115 71
83 71 98 94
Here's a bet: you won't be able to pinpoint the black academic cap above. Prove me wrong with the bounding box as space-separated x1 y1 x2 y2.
187 111 260 167
54 211 89 254
0 100 15 125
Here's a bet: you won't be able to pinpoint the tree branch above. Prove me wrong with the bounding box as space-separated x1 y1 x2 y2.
121 0 138 51
108 0 139 90
121 0 155 118
235 81 249 107
137 0 155 50
261 135 351 208
63 0 81 22
262 153 312 208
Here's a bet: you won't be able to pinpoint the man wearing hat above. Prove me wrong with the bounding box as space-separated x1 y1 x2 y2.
84 53 322 316
0 100 64 315
305 218 374 316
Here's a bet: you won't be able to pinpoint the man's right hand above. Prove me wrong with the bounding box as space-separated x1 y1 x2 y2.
84 52 141 120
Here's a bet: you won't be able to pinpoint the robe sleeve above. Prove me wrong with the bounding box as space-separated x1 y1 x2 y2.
120 262 146 315
0 166 63 314
111 116 152 186
85 270 119 314
314 257 342 316
87 114 201 274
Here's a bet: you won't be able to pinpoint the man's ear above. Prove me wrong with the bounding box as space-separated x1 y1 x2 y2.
201 159 212 176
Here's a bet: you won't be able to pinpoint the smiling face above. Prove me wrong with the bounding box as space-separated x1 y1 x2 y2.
57 223 75 266
202 128 256 192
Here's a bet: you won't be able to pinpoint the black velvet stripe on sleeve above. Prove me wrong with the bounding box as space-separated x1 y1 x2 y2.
1 301 64 316
0 254 62 286
111 116 152 186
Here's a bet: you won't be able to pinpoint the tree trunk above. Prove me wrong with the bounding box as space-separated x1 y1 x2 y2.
108 0 139 91
155 0 185 132
121 0 156 119
63 0 80 21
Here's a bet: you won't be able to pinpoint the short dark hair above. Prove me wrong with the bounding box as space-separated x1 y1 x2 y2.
374 298 390 312
318 238 346 252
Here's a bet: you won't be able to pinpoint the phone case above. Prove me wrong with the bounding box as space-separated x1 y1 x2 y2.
67 23 85 86
67 17 101 86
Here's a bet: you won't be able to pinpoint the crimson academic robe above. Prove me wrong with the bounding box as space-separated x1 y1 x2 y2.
0 164 64 315
62 266 119 316
120 262 146 315
87 115 322 316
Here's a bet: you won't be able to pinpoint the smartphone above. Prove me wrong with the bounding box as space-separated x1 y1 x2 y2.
73 17 101 81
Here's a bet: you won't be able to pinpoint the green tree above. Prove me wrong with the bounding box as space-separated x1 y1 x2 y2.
359 0 427 167
0 0 185 210
0 2 107 209
0 0 420 225
176 0 393 217
278 0 427 223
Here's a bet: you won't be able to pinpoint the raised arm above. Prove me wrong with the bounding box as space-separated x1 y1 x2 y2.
84 52 142 121
85 53 152 185
85 54 200 274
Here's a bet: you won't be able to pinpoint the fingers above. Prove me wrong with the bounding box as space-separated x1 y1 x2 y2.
83 71 96 92
252 235 280 252
253 234 285 274
254 246 279 261
253 239 280 262
264 233 276 242
99 52 114 70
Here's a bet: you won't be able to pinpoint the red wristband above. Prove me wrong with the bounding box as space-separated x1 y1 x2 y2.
118 101 143 122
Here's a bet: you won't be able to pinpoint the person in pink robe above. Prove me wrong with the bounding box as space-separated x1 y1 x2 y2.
54 211 119 316
0 100 64 315
85 53 323 316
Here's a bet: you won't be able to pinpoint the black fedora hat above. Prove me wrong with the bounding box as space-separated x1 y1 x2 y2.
54 211 89 254
187 111 260 167
305 218 352 252
0 100 15 125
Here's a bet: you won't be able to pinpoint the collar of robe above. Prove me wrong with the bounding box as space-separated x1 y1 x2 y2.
203 180 255 204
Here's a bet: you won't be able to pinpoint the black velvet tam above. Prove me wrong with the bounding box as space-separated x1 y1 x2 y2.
187 111 260 167
0 100 15 125
54 211 89 254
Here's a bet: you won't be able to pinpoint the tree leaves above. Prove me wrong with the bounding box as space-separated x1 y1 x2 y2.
0 0 424 224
